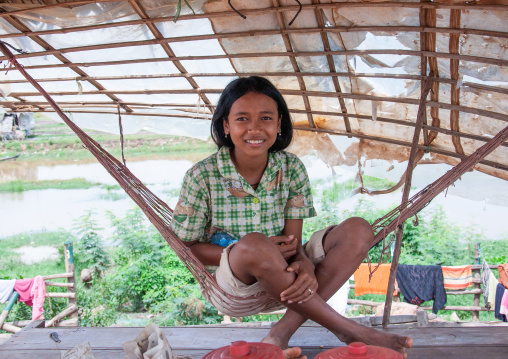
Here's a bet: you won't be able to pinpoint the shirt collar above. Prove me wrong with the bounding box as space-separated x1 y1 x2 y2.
217 146 283 185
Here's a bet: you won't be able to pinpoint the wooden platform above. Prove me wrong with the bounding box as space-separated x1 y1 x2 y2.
1 321 508 358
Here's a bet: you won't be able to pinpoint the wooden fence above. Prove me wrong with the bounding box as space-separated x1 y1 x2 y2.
348 265 499 322
0 242 78 333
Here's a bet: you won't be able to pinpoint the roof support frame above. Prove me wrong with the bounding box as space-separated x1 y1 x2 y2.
311 0 351 135
381 75 433 329
272 0 315 128
127 0 214 114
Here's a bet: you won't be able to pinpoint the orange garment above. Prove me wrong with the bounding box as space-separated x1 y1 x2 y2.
441 265 473 290
354 263 396 296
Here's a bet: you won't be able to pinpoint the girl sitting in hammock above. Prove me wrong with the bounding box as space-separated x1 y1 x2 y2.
170 76 412 358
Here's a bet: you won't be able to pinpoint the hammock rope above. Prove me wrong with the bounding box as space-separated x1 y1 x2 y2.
2 41 508 313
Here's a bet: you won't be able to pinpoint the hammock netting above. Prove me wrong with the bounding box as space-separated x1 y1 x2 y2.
2 42 508 313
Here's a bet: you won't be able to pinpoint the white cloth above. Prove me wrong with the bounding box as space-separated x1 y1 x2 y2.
327 280 351 315
0 279 15 303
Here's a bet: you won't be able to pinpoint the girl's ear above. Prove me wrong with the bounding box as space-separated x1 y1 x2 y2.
223 118 230 134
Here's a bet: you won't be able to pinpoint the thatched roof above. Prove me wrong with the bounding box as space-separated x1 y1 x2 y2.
0 0 507 196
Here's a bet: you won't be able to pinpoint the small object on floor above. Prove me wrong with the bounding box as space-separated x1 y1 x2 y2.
123 323 174 359
315 342 402 359
61 342 96 359
202 341 283 359
50 332 61 343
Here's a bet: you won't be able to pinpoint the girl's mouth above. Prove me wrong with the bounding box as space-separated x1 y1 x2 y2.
246 140 264 145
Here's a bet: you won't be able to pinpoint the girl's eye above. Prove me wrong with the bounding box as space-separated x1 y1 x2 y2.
262 116 273 121
236 117 248 121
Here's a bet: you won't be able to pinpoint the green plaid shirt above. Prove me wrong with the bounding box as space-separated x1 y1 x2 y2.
170 146 316 243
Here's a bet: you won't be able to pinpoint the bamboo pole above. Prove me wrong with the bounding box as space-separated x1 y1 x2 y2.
419 305 488 312
0 292 19 330
2 13 133 113
1 1 506 20
4 48 506 70
1 23 506 41
46 292 76 299
382 76 433 328
44 282 75 288
64 242 78 323
7 89 508 123
272 0 315 129
41 273 74 280
0 322 22 334
311 0 351 135
57 318 79 327
128 0 214 113
6 46 508 69
45 304 78 328
371 122 508 246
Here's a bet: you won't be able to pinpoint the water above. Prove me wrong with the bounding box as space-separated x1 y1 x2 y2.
1 154 507 240
0 159 193 238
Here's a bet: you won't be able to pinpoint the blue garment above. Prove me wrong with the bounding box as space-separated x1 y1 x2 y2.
396 264 447 314
494 283 507 322
210 232 238 247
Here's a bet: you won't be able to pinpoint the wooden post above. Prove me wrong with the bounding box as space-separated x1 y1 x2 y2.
472 267 481 322
474 242 481 265
0 292 19 331
382 76 433 328
472 243 481 321
64 242 78 324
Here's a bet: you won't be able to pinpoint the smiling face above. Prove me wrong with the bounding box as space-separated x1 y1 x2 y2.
224 91 281 161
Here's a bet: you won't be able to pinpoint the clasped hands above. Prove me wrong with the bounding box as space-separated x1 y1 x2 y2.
269 235 318 304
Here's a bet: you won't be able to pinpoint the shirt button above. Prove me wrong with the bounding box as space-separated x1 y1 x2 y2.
252 197 260 204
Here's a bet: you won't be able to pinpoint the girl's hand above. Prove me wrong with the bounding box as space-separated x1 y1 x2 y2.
269 235 297 259
280 259 317 304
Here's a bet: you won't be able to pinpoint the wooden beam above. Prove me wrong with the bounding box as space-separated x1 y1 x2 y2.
127 0 214 114
1 14 133 113
5 45 508 69
382 75 433 328
272 0 315 128
312 0 351 134
2 1 507 19
1 23 506 41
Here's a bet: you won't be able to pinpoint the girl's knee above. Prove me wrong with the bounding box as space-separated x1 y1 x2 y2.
232 232 276 263
325 217 373 252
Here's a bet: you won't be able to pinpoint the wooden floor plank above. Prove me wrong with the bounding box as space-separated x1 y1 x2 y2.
1 324 507 358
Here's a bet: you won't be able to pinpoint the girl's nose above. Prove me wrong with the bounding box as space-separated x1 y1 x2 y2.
248 119 262 132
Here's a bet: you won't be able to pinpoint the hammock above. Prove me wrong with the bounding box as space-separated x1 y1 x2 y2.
2 42 508 312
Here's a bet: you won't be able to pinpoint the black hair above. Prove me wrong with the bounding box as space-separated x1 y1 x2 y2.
211 76 293 152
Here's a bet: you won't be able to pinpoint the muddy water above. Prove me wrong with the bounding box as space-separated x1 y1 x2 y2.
1 154 507 240
0 159 197 238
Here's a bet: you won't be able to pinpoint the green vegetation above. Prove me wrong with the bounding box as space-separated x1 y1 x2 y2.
1 120 507 329
0 178 101 193
1 192 506 330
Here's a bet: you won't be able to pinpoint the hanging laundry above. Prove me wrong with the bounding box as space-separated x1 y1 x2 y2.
396 264 446 314
498 264 508 289
0 279 15 303
13 276 46 320
487 271 498 310
481 259 492 309
500 289 508 317
441 265 473 290
354 263 396 296
494 283 507 322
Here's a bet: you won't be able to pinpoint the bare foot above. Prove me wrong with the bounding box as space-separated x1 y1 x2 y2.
333 327 412 358
261 335 306 359
283 346 306 359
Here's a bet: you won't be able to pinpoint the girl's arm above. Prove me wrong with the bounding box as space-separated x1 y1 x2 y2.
182 239 223 267
280 218 318 304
